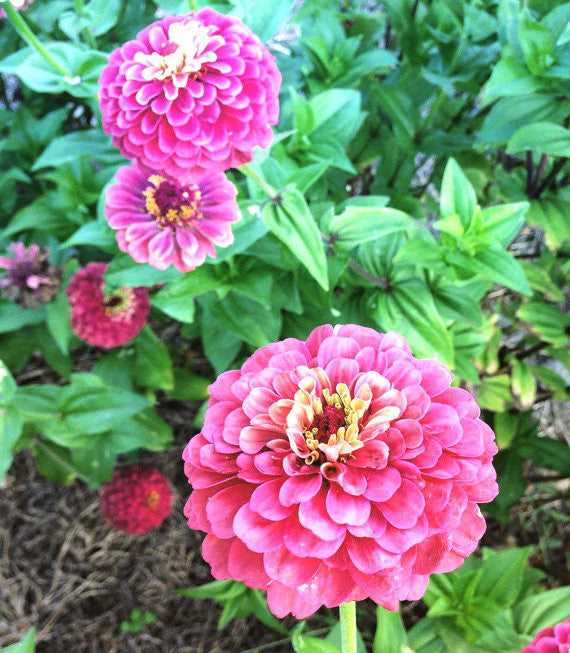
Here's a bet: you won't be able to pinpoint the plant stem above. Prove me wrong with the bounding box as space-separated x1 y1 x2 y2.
189 0 199 11
240 163 278 199
3 3 72 77
349 260 390 289
339 602 357 653
73 0 97 49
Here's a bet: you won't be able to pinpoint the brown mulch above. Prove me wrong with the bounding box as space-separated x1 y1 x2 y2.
0 441 293 653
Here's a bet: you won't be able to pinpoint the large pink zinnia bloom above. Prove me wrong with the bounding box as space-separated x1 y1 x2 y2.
67 262 150 348
105 165 240 272
183 325 499 619
522 619 570 653
99 9 281 180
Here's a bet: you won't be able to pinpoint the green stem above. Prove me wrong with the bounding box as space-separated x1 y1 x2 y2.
73 0 97 49
416 87 445 141
240 163 278 199
189 0 199 11
3 3 71 77
340 602 357 653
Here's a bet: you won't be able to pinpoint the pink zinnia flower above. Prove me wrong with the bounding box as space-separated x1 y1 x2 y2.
183 324 499 619
522 618 570 653
0 242 62 308
66 262 150 348
101 466 173 534
99 9 281 180
105 165 240 272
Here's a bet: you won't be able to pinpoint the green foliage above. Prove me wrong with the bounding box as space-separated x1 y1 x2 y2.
372 548 570 653
119 609 157 634
0 628 35 653
175 580 289 635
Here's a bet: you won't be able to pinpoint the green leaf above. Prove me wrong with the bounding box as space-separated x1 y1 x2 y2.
518 9 554 75
45 291 71 355
174 579 247 600
262 188 329 290
526 199 570 249
203 292 282 349
517 302 569 347
475 547 533 609
0 359 17 405
434 286 484 327
108 408 173 453
105 255 181 288
511 361 536 409
394 237 442 267
169 369 210 401
71 436 116 488
249 589 290 635
532 365 568 399
446 247 531 295
482 55 548 103
1 627 35 652
515 434 570 474
513 587 570 635
230 0 294 42
477 375 513 412
0 406 22 483
32 130 118 169
329 207 412 251
61 220 117 252
440 159 477 226
477 95 562 144
507 122 570 157
373 279 454 366
480 202 529 246
292 629 340 653
0 303 46 334
208 209 268 263
200 307 243 374
520 262 563 302
373 607 408 653
133 326 174 391
152 267 221 322
309 88 364 143
91 351 134 390
0 43 107 98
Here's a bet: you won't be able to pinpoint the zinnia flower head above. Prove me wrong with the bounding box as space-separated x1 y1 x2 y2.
183 324 499 619
66 262 150 348
105 164 240 272
522 618 570 653
99 8 281 180
100 465 173 534
0 242 62 308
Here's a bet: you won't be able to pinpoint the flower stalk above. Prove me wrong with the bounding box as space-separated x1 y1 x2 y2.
3 2 72 77
340 602 357 653
240 163 278 199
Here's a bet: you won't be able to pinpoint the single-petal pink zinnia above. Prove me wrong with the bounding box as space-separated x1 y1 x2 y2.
99 9 282 180
183 324 499 619
105 164 240 272
66 262 150 348
522 618 570 653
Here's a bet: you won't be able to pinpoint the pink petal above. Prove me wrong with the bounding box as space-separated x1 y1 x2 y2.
326 483 371 525
263 546 320 587
233 503 284 553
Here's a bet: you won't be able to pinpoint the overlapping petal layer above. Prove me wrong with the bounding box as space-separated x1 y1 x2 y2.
183 324 498 618
66 262 150 348
100 465 172 534
522 618 570 653
99 8 281 180
105 164 240 272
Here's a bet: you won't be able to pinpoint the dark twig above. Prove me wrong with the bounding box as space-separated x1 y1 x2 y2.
525 151 534 196
532 157 568 198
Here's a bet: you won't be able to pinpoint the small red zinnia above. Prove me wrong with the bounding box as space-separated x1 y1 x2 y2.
105 164 240 272
98 8 281 181
100 465 173 534
66 262 150 348
183 324 498 619
522 618 570 653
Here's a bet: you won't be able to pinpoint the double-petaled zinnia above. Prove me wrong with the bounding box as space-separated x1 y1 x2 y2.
99 8 281 181
66 262 150 348
101 466 172 534
183 324 499 618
